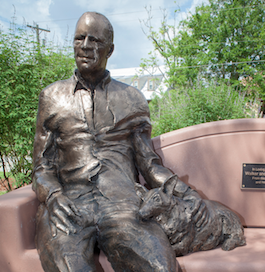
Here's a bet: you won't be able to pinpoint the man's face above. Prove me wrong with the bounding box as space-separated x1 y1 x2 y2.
74 14 113 77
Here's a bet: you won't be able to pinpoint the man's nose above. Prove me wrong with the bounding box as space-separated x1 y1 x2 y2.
81 36 93 49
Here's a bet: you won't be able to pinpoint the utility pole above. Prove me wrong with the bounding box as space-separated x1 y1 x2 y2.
27 23 50 47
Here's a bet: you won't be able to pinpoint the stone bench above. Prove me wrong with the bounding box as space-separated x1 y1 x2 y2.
1 118 265 272
152 118 265 272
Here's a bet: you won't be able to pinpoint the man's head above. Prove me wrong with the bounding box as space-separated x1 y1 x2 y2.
74 12 114 80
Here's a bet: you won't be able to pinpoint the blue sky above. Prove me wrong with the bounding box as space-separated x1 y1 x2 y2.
0 0 208 69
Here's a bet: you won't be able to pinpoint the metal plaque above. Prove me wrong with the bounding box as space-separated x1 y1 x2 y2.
242 163 265 190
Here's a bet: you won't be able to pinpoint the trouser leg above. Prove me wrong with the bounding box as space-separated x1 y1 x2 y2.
97 214 176 272
35 204 97 272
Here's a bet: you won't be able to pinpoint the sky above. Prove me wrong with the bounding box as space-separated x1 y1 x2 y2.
0 0 208 70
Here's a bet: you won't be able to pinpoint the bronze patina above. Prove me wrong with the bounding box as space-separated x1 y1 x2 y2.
32 12 245 272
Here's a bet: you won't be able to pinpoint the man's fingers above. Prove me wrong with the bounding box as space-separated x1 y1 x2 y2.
194 202 209 229
57 198 81 218
50 222 57 237
200 212 209 229
50 216 69 234
193 202 206 224
56 221 70 235
48 194 81 234
194 208 203 224
196 209 207 228
184 195 201 215
69 203 81 217
184 194 209 229
52 210 77 234
58 202 76 217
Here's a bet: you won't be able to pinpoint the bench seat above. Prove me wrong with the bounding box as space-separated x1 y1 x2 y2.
177 228 265 272
1 118 265 271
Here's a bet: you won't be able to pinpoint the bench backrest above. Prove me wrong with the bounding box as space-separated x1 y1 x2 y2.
152 119 265 227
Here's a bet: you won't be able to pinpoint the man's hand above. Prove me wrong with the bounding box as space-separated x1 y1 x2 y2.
183 191 209 229
46 191 81 237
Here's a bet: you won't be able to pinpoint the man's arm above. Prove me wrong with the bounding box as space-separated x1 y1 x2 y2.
32 89 80 236
32 90 62 203
132 124 189 197
132 123 209 228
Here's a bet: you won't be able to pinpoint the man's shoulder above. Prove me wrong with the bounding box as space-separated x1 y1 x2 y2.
109 78 141 92
109 78 148 105
40 76 75 99
108 78 150 122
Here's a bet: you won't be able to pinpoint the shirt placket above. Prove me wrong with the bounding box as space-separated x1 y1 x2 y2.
80 89 95 134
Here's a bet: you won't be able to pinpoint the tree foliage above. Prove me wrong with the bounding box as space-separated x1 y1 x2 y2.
141 0 265 97
0 22 75 191
149 80 259 137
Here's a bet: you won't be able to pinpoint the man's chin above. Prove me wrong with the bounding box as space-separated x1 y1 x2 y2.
77 63 96 74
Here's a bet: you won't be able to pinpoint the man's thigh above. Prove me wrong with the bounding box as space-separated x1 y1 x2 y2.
35 204 97 272
97 213 176 272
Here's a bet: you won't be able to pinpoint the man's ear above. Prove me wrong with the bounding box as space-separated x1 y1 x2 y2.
107 44 114 59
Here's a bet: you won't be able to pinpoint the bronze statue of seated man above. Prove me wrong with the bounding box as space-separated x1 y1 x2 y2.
33 11 210 272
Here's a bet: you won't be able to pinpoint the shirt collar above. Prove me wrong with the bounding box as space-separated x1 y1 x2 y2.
73 69 111 94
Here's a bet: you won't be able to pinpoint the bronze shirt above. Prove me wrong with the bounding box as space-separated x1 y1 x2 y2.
32 70 175 207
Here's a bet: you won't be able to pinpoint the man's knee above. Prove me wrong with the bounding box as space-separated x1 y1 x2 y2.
97 216 176 272
37 232 98 272
36 206 97 272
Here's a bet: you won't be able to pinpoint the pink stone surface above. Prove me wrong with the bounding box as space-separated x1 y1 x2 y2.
0 185 42 272
153 119 265 227
177 228 265 272
1 119 265 271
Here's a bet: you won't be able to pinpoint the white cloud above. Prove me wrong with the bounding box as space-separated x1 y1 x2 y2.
190 0 209 13
36 0 53 17
0 0 210 69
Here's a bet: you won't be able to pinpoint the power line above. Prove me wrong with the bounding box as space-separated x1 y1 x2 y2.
199 4 265 12
173 59 265 70
35 4 265 24
169 38 265 50
36 8 172 23
47 16 163 31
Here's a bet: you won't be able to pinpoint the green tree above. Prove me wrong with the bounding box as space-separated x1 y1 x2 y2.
149 80 259 137
141 0 265 96
0 22 75 191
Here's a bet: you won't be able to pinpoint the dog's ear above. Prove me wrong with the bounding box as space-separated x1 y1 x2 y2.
134 183 148 200
162 176 177 196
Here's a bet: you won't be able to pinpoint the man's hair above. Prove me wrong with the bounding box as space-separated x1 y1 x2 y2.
76 12 114 45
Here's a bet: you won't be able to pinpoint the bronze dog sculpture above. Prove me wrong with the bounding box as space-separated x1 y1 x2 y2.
135 177 246 256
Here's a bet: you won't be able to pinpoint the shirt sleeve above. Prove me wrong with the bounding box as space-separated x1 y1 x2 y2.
32 90 63 203
132 122 190 198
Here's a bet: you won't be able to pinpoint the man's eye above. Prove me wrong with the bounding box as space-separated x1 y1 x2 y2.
75 36 84 41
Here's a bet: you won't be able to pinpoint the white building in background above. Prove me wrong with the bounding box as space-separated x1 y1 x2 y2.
109 66 168 102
